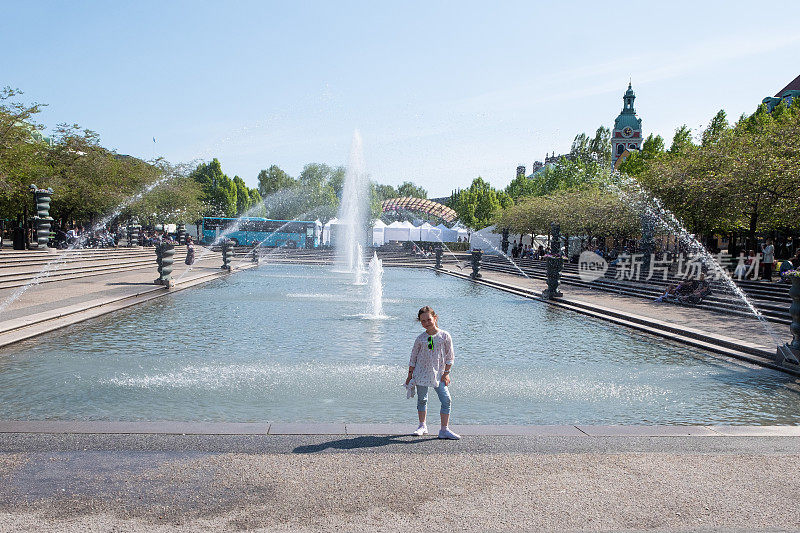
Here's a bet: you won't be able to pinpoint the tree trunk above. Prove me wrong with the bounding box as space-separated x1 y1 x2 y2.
746 203 759 252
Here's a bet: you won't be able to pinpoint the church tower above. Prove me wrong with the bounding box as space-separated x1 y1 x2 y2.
612 83 643 166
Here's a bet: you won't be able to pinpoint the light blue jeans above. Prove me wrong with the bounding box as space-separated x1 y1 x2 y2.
416 382 451 414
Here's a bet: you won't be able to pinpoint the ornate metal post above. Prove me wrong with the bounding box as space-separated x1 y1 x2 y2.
128 224 140 247
501 228 509 255
29 185 54 249
251 247 260 263
470 249 482 279
177 224 187 245
221 239 233 271
435 245 443 269
154 243 163 280
777 276 800 365
550 223 561 256
542 222 564 299
154 242 175 286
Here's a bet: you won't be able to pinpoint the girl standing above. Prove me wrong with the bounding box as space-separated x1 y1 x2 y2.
405 306 460 440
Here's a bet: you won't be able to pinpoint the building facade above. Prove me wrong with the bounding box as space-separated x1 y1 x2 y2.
611 83 643 166
762 74 800 112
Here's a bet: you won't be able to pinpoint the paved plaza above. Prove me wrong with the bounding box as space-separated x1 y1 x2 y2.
1 429 800 531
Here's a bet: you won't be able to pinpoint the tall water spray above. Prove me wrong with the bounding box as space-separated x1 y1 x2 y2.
354 243 366 284
336 130 369 272
367 252 384 318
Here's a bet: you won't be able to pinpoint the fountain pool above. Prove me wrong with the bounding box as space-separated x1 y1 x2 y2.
1 264 799 425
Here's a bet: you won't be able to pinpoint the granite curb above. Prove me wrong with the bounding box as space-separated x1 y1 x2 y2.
1 421 798 437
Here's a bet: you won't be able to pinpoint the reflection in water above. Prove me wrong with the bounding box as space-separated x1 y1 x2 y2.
0 264 798 425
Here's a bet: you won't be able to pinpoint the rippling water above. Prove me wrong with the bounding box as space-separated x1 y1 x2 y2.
1 264 799 424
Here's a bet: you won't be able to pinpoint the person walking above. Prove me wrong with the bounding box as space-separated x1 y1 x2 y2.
761 238 775 281
405 306 460 440
185 235 195 265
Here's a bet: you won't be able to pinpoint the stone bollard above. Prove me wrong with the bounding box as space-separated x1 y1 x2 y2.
435 246 443 269
221 239 233 271
470 249 482 279
29 185 54 249
154 243 175 286
128 224 141 247
542 255 564 299
154 243 163 281
550 222 561 256
777 276 800 365
177 224 186 245
542 222 564 299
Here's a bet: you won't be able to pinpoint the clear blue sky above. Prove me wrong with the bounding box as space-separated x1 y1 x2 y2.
3 1 799 197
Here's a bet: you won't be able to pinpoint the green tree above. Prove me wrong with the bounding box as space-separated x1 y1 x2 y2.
373 183 398 201
701 110 729 146
257 165 295 198
397 181 427 199
570 126 611 166
617 134 665 176
449 177 512 229
232 175 251 215
296 163 342 220
669 125 695 154
497 188 638 248
125 162 207 225
504 172 538 201
191 158 237 217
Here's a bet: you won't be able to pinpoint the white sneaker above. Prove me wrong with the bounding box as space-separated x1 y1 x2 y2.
413 423 428 436
438 427 461 440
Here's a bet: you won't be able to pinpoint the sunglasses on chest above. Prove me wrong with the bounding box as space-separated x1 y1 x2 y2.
427 336 435 350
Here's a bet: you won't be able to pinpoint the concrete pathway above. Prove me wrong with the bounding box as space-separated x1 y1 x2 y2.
1 430 800 531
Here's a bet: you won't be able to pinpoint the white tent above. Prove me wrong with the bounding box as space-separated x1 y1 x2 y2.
322 218 338 245
452 223 470 243
404 220 421 241
435 223 459 242
418 222 435 241
372 219 386 246
470 225 502 253
428 224 443 242
383 220 410 242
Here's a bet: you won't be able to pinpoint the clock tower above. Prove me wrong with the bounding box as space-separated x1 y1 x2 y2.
612 82 643 166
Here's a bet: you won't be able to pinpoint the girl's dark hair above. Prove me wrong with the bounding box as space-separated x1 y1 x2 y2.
417 306 437 321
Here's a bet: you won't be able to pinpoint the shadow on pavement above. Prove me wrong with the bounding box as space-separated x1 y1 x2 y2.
293 435 436 453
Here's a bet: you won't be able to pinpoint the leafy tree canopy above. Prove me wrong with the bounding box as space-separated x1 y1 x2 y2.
449 177 512 230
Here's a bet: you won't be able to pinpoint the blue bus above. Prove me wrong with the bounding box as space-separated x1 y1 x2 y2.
201 217 321 248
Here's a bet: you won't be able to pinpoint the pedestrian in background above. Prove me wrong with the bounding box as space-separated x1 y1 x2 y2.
761 238 775 281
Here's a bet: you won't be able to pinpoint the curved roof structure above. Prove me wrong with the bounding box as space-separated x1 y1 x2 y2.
381 197 458 223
